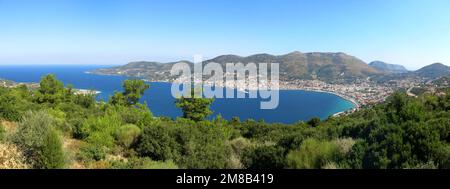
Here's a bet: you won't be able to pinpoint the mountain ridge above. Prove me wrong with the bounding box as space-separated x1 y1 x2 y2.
89 51 449 83
369 61 408 73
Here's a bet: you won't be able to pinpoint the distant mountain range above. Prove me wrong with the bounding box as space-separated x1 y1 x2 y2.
369 61 408 73
413 63 450 78
89 51 450 83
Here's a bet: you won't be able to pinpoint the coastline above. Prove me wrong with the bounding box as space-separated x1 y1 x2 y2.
88 72 361 116
279 88 360 117
142 79 360 116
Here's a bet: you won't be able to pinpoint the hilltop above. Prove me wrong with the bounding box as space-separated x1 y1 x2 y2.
89 51 381 83
413 63 450 79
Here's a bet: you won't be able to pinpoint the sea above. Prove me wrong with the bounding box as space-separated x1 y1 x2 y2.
0 65 355 124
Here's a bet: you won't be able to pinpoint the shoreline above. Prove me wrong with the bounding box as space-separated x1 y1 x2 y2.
142 80 361 115
148 80 361 107
88 72 362 115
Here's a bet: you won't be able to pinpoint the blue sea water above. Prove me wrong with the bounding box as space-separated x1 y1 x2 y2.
0 65 355 124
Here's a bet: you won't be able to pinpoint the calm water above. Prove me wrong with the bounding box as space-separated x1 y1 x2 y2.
0 65 355 124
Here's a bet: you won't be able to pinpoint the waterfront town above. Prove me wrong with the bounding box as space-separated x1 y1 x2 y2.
171 71 446 115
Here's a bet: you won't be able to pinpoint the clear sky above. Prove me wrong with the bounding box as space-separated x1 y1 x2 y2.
0 0 449 69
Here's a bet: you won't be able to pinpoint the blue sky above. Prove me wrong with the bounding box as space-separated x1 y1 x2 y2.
0 0 449 69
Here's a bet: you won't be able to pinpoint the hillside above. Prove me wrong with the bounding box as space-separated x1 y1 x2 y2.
369 61 408 73
413 63 450 79
89 51 381 83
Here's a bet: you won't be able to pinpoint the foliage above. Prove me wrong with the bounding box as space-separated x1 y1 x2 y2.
39 129 65 169
0 123 5 141
286 138 341 169
34 74 65 104
175 89 214 122
307 117 321 127
110 80 149 106
115 124 141 148
109 157 179 169
12 111 65 168
136 124 179 161
242 145 286 169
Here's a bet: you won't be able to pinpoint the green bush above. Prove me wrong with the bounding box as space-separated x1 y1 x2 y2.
136 124 179 161
79 143 109 161
0 88 29 121
12 111 66 168
109 104 153 127
38 129 65 169
78 130 116 161
115 124 141 148
286 138 341 169
242 145 286 169
77 112 122 139
13 111 54 151
0 123 5 141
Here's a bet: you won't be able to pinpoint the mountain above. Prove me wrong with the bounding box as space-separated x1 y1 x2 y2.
88 60 194 81
205 52 380 82
413 63 450 79
90 51 380 83
369 61 408 73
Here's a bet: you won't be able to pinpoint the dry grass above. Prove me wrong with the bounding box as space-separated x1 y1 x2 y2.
0 143 30 169
62 137 86 169
1 120 17 133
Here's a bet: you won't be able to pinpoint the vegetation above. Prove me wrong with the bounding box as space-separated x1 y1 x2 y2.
175 88 214 122
0 74 449 169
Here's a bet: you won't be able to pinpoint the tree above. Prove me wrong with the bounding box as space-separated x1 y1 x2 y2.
307 117 321 127
35 74 65 104
109 79 149 106
175 89 214 122
39 129 65 169
123 79 150 105
0 89 22 121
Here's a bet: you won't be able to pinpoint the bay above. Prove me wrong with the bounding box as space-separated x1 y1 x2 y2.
0 65 355 124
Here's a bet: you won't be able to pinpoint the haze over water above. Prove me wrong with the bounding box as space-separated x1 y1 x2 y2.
0 65 355 124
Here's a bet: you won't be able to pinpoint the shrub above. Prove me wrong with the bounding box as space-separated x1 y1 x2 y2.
110 104 153 127
12 111 54 165
0 90 23 121
115 124 141 148
107 157 179 169
128 157 178 169
12 111 66 168
136 124 179 161
38 129 65 169
79 143 109 161
333 138 356 155
77 113 122 139
242 145 286 169
79 131 116 161
230 137 252 155
0 123 5 141
286 138 341 169
176 123 231 169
